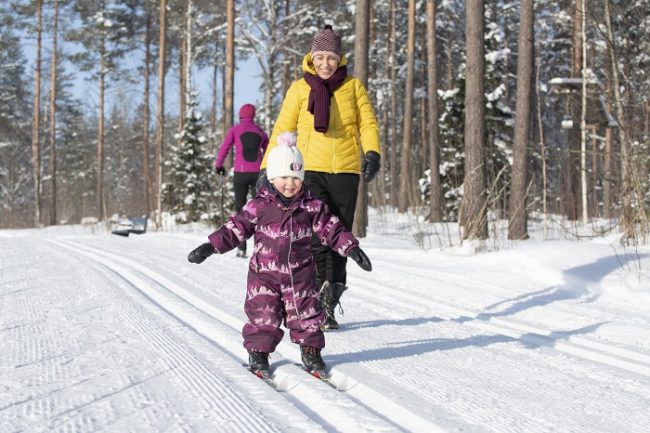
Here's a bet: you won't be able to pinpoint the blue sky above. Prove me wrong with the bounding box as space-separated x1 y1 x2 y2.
21 34 263 122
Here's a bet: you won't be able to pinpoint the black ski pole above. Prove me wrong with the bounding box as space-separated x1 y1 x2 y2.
220 172 225 226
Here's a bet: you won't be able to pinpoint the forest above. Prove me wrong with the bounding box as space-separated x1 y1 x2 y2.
1 0 649 243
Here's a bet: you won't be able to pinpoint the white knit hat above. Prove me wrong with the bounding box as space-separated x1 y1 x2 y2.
266 132 304 181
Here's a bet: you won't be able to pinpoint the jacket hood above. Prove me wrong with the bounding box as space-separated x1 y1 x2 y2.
301 52 348 76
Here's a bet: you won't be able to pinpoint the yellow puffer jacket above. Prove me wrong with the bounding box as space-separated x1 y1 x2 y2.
262 53 381 174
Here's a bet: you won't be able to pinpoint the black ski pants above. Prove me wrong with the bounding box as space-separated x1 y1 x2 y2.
304 171 360 286
233 171 259 252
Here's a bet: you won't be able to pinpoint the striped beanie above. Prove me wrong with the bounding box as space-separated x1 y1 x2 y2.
311 25 342 61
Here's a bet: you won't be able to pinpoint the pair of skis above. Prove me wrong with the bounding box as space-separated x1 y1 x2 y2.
249 365 333 391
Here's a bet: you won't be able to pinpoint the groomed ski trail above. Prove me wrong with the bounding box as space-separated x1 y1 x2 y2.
50 238 447 433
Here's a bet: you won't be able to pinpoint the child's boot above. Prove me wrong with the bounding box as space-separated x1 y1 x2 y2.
248 351 269 375
300 345 326 373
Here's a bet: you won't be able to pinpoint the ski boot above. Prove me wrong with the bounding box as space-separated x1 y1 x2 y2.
248 351 270 378
236 249 247 258
319 281 347 330
300 345 326 377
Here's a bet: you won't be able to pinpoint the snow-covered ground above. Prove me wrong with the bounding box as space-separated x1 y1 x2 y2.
1 217 650 433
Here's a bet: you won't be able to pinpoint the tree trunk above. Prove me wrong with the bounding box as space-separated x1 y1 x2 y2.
97 27 107 222
224 0 235 134
48 0 59 226
185 0 193 109
604 0 634 240
155 0 168 227
565 0 583 221
210 38 219 155
388 0 398 207
535 61 549 236
580 0 588 223
446 39 453 91
263 8 277 134
143 13 152 216
179 0 189 135
398 0 415 213
32 0 43 227
591 127 598 218
282 0 292 97
507 0 533 240
462 0 487 240
604 124 613 219
426 0 442 222
352 0 370 237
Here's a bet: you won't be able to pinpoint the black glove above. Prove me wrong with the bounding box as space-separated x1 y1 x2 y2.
348 247 372 271
215 166 226 176
255 169 268 193
188 243 215 264
362 151 380 182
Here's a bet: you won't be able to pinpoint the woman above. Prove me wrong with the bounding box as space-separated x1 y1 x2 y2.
215 104 269 258
262 25 381 330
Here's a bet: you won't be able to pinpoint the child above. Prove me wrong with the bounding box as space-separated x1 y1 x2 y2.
187 132 372 377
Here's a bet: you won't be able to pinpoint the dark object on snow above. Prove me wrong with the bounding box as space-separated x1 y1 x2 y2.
187 243 215 264
111 216 148 237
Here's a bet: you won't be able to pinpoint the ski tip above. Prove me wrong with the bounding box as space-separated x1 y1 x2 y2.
249 367 271 379
308 369 328 379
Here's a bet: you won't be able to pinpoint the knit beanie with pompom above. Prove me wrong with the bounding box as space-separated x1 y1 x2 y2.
266 132 304 181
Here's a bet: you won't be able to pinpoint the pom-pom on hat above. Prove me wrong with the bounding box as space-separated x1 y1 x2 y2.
267 132 304 181
311 25 342 61
239 103 256 119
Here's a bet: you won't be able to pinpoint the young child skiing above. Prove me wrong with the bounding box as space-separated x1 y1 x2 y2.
187 132 372 378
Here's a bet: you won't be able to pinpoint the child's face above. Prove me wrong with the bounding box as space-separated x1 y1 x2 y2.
271 176 303 198
312 53 339 79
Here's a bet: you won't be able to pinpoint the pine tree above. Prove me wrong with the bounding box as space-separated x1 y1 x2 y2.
162 94 216 223
0 20 32 228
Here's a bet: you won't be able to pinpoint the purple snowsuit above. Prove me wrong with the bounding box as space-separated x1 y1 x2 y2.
215 117 269 172
207 185 359 353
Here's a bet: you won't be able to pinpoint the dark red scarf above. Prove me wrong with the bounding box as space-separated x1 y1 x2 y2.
304 65 348 133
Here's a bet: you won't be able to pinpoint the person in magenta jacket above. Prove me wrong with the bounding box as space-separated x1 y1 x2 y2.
215 104 269 258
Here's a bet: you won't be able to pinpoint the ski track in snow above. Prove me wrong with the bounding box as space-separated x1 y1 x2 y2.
2 233 650 432
348 263 650 378
2 238 298 433
46 238 439 433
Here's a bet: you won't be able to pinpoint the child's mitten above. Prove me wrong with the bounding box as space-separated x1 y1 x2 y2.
188 243 216 264
348 247 372 271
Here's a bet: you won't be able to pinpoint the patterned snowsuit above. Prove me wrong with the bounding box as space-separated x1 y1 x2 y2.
207 185 359 353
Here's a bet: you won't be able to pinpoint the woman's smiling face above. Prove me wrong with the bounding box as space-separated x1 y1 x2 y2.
312 53 340 80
